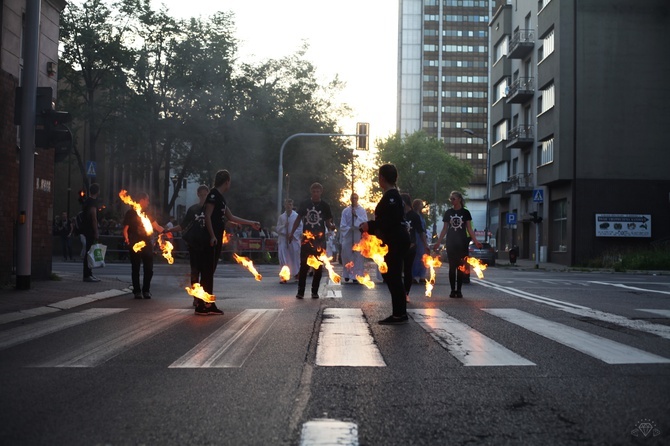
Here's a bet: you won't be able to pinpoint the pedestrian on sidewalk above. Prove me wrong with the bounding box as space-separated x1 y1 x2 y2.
359 164 410 325
82 183 101 283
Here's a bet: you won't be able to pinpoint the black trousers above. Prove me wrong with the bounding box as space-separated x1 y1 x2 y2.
188 246 205 286
200 243 222 295
297 239 325 294
382 237 409 317
129 244 154 293
403 244 417 295
447 253 467 291
83 235 94 279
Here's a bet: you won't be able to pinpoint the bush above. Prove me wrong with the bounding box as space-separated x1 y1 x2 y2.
585 246 670 271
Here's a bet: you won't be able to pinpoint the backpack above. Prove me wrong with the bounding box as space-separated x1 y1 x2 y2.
72 211 85 236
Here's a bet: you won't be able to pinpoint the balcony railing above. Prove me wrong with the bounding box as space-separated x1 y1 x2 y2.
508 29 534 59
506 77 535 104
505 172 534 194
506 124 534 149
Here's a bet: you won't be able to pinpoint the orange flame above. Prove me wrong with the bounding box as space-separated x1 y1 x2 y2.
223 231 231 244
355 273 375 289
317 252 341 284
353 232 388 273
279 265 291 282
344 261 354 270
233 253 262 281
185 283 216 303
422 254 443 297
119 190 153 235
157 234 174 264
132 241 146 252
303 231 316 241
306 255 322 270
461 257 487 279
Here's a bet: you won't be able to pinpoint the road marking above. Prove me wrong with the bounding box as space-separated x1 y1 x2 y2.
316 308 385 367
408 309 535 366
32 309 192 368
589 281 670 296
300 419 359 446
170 309 282 368
0 308 127 351
475 281 670 340
485 309 670 364
638 309 670 318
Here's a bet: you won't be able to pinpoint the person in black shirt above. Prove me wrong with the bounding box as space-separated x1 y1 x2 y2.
289 182 335 299
122 192 164 299
198 170 260 316
360 164 410 324
82 183 101 282
401 193 429 299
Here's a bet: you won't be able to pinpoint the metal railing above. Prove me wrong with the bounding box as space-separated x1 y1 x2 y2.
509 29 535 50
507 124 534 140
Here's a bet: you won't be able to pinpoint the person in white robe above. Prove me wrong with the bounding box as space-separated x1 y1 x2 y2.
339 193 368 282
276 199 302 282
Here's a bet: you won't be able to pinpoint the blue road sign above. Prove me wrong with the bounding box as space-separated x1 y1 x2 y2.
507 213 517 225
86 161 97 177
533 189 544 203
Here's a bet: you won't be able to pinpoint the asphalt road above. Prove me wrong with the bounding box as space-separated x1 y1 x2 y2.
0 261 668 445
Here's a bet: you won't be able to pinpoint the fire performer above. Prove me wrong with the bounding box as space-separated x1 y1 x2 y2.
82 183 101 283
289 182 335 299
122 192 164 299
359 164 410 325
339 193 368 284
433 191 482 298
198 169 260 315
276 199 302 283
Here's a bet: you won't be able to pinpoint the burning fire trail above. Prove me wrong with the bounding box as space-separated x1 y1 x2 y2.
223 231 231 244
132 241 146 252
279 265 291 282
233 254 263 281
306 253 341 284
353 232 388 273
345 261 354 270
459 257 487 279
158 233 174 264
422 254 443 297
355 273 375 289
119 190 153 235
185 283 216 303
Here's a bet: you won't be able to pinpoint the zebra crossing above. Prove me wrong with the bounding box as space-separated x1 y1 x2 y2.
0 304 668 368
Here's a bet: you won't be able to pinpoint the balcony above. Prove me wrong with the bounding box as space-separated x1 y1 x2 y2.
506 125 534 149
508 29 534 59
506 77 535 104
505 173 534 195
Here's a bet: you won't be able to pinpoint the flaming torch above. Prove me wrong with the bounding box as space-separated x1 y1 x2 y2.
119 190 153 235
355 273 375 289
460 257 487 279
353 232 388 273
132 241 146 252
422 254 443 297
233 253 262 281
158 233 174 264
279 265 291 282
317 252 341 284
185 283 216 303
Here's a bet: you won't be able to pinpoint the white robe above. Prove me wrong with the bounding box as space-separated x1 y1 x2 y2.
276 210 302 278
339 204 368 280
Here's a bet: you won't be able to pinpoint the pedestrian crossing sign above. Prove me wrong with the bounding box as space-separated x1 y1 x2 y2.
533 189 544 203
86 161 97 177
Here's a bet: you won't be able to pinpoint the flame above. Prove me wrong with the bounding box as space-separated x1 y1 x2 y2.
344 261 354 270
303 231 316 241
422 254 443 297
279 265 291 282
223 231 231 244
461 256 487 279
132 241 146 252
119 190 153 235
233 253 262 281
355 273 375 289
317 252 341 284
353 232 388 273
306 255 322 270
158 234 174 264
185 283 216 303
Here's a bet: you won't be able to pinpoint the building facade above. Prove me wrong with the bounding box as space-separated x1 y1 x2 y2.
398 0 491 235
488 0 670 265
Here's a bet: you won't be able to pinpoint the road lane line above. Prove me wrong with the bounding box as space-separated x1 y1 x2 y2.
638 309 670 318
484 309 670 364
32 309 192 368
299 419 358 446
315 308 385 367
0 308 127 351
408 309 535 366
589 281 670 295
170 309 282 368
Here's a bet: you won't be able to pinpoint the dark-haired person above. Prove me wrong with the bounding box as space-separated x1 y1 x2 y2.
359 164 410 325
82 183 101 282
199 169 260 315
401 193 429 300
433 191 482 298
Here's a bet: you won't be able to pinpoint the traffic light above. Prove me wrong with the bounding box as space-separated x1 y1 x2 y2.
356 122 369 150
78 189 87 204
36 109 72 150
530 211 543 223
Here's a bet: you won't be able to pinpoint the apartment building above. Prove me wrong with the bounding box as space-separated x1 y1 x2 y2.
488 0 670 265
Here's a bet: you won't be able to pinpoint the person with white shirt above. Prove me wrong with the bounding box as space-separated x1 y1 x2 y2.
276 199 302 283
339 193 368 283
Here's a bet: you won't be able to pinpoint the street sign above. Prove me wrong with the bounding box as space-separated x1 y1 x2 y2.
86 161 97 177
506 213 517 225
533 189 544 203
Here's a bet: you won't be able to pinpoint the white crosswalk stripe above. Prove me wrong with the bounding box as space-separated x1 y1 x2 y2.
408 309 535 366
316 308 385 367
299 419 359 446
484 309 670 364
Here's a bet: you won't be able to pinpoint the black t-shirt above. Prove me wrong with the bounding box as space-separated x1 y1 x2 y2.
205 188 227 238
442 207 473 257
81 197 98 237
123 209 151 245
367 188 409 248
180 202 205 230
403 209 424 246
296 198 333 241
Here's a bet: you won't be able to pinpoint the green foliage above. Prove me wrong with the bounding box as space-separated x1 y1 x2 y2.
583 246 670 271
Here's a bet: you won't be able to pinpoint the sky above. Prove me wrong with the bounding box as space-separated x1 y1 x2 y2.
151 0 399 150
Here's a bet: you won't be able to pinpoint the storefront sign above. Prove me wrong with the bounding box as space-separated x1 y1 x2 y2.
595 214 651 238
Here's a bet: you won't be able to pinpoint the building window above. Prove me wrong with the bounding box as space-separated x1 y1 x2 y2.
494 120 508 144
494 36 509 62
493 162 509 185
539 137 554 165
543 29 555 58
552 199 568 252
540 83 555 113
494 78 509 102
424 44 439 52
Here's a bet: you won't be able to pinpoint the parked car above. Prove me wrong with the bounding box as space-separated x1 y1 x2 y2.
468 241 496 266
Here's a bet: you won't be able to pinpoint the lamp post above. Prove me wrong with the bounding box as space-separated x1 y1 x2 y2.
463 128 489 242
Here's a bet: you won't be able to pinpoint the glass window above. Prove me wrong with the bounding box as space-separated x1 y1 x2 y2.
551 199 568 252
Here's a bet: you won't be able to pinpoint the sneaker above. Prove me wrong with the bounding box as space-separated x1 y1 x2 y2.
378 314 409 325
133 292 143 299
195 303 208 315
311 292 319 299
449 290 457 298
83 276 100 283
205 302 223 315
143 291 152 299
193 298 199 307
455 291 463 298
344 278 350 282
296 290 305 299
352 280 359 285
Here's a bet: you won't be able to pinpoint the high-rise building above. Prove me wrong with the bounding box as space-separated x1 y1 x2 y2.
398 0 492 237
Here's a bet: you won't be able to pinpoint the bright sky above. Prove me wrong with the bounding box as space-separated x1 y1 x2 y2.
152 0 399 149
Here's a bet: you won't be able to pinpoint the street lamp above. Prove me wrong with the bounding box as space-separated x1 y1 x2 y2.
463 128 490 242
418 170 438 241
